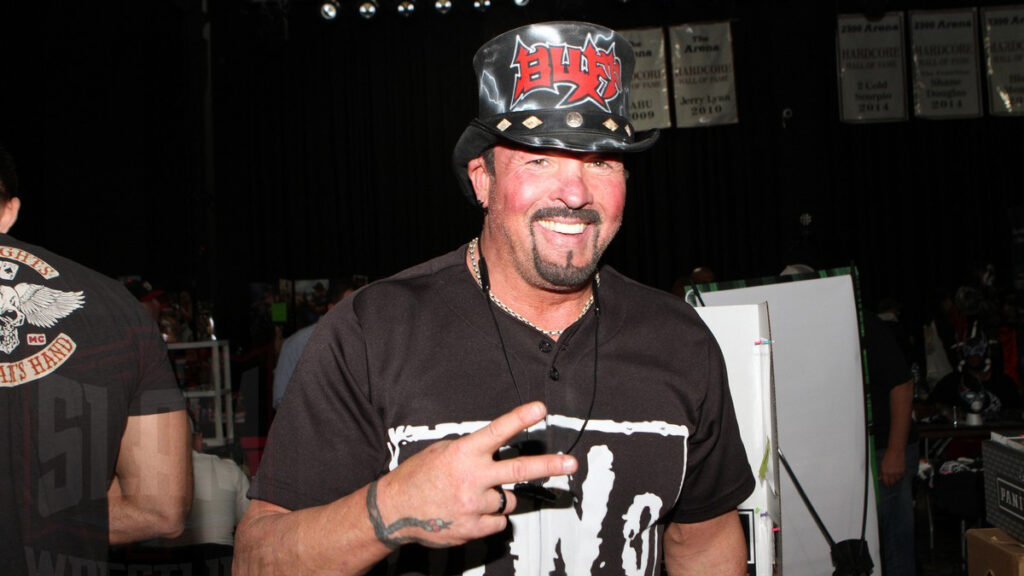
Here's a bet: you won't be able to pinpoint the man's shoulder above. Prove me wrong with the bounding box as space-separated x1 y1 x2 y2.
601 266 707 324
596 267 721 355
349 245 469 312
376 246 466 287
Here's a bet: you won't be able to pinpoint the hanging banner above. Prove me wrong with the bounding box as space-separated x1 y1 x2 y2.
982 6 1024 116
620 27 672 132
837 12 908 122
669 22 739 128
909 9 983 118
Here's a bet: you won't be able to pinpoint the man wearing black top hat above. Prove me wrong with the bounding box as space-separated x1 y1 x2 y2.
237 22 753 575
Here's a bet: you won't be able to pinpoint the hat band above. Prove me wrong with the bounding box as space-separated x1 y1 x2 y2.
477 110 636 145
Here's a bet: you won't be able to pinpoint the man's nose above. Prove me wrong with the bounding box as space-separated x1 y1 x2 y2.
553 162 592 209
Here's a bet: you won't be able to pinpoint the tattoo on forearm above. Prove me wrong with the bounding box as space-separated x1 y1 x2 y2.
367 480 453 549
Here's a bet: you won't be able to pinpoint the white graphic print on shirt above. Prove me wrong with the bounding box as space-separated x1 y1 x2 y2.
387 415 689 575
0 246 84 387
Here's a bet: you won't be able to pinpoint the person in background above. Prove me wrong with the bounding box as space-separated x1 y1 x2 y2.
125 277 193 343
124 277 166 322
922 288 956 395
997 291 1020 387
671 266 716 306
864 312 917 576
0 144 192 575
272 277 355 410
156 413 250 575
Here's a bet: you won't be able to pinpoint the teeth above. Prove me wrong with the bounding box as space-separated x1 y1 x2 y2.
537 220 587 234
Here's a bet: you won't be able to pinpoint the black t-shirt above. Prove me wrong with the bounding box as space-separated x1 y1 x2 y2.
0 235 184 576
253 245 754 575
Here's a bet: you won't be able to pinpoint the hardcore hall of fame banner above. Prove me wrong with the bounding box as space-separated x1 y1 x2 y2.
621 27 672 132
909 9 982 118
983 5 1024 116
669 22 739 127
837 12 908 122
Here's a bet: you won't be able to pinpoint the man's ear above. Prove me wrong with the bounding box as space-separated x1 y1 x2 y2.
467 157 491 209
0 197 21 234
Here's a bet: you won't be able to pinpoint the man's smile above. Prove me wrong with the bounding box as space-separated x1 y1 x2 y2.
531 207 601 237
536 220 588 234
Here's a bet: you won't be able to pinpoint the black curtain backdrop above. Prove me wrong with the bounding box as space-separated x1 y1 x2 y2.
0 1 207 293
2 0 1022 349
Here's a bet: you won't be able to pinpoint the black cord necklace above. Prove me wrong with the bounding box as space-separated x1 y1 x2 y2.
473 240 600 501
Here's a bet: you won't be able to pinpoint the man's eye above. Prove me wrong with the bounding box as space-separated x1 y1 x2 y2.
527 158 549 166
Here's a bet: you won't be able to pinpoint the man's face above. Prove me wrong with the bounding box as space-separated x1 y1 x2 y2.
476 145 627 291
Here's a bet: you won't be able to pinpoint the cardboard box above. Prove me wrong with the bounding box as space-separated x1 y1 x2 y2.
968 528 1024 576
984 440 1024 542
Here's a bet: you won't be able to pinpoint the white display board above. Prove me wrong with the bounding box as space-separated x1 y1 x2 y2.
699 275 878 576
696 303 779 576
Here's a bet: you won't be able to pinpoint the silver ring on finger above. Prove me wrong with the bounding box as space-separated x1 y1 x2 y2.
494 486 507 515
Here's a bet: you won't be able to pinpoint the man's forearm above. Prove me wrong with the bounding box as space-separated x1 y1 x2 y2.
108 411 192 545
234 402 574 574
107 476 189 544
887 380 914 453
234 487 394 576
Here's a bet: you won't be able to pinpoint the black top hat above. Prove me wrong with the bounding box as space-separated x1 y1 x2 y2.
452 21 659 204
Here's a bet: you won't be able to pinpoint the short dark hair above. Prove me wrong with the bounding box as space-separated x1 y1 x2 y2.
0 145 18 202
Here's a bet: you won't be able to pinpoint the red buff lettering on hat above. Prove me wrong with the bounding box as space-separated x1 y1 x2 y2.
510 35 623 112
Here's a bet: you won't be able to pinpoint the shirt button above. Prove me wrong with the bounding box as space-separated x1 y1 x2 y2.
549 367 560 381
539 340 553 353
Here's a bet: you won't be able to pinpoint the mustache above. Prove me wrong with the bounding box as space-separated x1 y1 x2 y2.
531 207 602 224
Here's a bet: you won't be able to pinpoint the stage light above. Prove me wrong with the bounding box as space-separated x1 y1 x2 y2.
435 0 452 13
397 0 416 15
474 0 490 11
359 0 379 18
320 0 339 20
513 0 529 5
